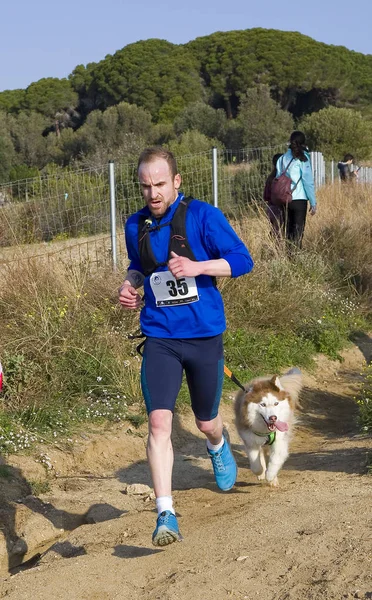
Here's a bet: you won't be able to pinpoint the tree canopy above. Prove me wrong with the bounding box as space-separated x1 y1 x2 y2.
69 39 203 122
187 29 372 118
2 29 372 126
0 89 26 113
300 106 372 160
23 78 78 118
174 101 227 140
236 85 294 148
55 101 154 166
1 28 372 175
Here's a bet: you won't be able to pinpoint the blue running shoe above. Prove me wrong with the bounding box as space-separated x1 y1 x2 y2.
207 436 237 491
152 510 182 547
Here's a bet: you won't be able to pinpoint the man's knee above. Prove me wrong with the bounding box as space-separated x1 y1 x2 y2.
195 416 219 436
149 409 173 439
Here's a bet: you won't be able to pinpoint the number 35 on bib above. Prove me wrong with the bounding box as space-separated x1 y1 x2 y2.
150 270 199 307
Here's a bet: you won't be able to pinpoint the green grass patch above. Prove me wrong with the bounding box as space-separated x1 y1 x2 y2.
358 363 372 435
297 304 368 361
358 364 372 473
29 479 51 495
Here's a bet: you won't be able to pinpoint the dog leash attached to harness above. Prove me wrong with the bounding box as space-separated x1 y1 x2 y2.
128 330 146 356
223 365 247 392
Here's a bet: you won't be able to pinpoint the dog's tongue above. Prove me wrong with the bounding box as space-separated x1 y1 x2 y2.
275 420 288 432
267 419 289 432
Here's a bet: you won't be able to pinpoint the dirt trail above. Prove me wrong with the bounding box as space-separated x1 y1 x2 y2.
0 341 371 600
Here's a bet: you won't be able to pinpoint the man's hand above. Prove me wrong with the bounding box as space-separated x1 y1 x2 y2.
119 283 143 309
168 251 201 278
309 206 317 216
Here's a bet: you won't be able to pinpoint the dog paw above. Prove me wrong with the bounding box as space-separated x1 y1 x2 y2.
257 473 266 481
267 477 279 488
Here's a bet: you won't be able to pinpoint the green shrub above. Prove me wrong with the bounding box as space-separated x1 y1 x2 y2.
358 364 372 434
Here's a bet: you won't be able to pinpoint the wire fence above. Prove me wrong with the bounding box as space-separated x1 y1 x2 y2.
1 147 371 271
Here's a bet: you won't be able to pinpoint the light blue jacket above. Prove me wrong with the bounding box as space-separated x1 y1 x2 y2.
276 149 316 208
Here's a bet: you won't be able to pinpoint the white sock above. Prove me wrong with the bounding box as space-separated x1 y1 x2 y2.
156 496 175 515
207 436 224 452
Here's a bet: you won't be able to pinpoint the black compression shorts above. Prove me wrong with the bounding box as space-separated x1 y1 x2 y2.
140 335 224 421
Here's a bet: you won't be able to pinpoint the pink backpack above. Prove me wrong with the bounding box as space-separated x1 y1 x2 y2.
270 158 301 206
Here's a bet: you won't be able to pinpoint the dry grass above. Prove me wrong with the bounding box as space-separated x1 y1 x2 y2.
305 183 372 294
0 182 371 444
0 261 141 413
0 231 128 274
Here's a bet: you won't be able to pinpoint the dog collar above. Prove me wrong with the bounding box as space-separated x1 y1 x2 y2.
253 431 276 445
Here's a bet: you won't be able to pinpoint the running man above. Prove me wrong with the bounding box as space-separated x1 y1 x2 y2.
119 147 254 546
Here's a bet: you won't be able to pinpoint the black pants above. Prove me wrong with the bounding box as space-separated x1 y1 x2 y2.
284 200 308 248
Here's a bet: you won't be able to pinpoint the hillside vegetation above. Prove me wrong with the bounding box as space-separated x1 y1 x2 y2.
0 184 371 453
1 28 372 181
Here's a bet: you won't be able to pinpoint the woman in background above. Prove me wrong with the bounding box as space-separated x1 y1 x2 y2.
276 131 317 249
338 154 358 182
263 152 284 238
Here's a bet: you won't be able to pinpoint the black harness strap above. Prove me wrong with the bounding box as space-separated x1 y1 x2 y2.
138 197 197 277
128 331 146 356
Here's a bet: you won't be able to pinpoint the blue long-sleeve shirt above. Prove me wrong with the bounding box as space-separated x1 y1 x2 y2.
125 193 254 338
276 150 317 208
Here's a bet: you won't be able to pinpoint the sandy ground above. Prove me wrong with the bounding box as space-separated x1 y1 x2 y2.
0 341 371 600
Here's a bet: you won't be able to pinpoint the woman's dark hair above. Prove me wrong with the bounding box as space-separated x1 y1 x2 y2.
343 153 354 162
272 152 283 167
270 153 283 176
289 131 308 162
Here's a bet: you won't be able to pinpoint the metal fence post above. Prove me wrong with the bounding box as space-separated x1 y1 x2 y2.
310 152 316 189
212 147 218 208
108 160 118 271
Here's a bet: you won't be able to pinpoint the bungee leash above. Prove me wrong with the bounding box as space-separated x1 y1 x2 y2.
223 365 247 392
127 330 146 356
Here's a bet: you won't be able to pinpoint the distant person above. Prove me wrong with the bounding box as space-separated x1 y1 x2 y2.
275 131 317 249
263 152 284 237
338 154 358 182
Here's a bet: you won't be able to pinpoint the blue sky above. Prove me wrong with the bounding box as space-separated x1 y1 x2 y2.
1 0 371 92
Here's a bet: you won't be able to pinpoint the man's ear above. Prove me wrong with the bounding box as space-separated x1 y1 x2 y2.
174 173 181 190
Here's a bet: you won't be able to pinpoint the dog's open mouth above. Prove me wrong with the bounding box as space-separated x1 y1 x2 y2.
265 418 289 432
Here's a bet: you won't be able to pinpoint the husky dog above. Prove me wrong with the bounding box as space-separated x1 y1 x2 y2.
234 368 302 487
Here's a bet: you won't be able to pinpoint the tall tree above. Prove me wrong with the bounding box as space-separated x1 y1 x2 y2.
174 101 227 140
237 85 293 148
57 101 153 164
0 89 26 113
300 106 372 160
7 111 51 167
70 39 204 121
0 111 16 182
187 29 372 118
0 135 16 183
23 78 78 118
22 78 79 136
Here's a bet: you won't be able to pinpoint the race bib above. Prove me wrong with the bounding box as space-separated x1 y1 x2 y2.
150 270 199 307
